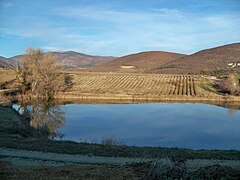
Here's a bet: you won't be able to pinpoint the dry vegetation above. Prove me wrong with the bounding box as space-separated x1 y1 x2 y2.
90 43 240 75
92 51 186 73
16 48 65 100
0 69 15 84
0 70 18 102
153 43 240 74
69 74 197 96
58 72 239 102
218 73 240 95
1 68 239 102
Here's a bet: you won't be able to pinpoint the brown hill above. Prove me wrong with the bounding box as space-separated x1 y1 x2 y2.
0 56 10 68
1 51 116 69
50 51 116 68
92 51 186 73
153 43 240 74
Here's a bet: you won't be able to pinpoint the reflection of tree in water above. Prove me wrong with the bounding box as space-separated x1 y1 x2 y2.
19 100 65 138
215 103 240 118
228 108 238 117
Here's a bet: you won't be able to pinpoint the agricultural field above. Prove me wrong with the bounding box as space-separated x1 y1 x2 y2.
0 69 238 102
0 69 15 84
60 72 225 101
0 70 18 97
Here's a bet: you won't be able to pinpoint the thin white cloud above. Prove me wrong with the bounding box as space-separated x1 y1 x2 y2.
53 6 185 23
0 1 14 8
1 5 239 56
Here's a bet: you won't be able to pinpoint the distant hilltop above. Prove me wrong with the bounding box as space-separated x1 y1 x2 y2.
151 43 240 74
0 51 117 69
92 43 240 74
1 43 240 75
92 51 186 73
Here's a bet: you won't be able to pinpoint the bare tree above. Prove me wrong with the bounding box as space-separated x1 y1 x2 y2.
220 73 240 95
16 47 65 99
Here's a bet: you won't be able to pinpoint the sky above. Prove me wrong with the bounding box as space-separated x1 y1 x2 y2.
0 0 240 57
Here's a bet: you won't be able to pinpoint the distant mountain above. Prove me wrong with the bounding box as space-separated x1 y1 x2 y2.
0 56 10 68
2 43 239 74
1 51 117 69
2 55 20 67
50 51 116 68
153 43 240 74
92 51 186 73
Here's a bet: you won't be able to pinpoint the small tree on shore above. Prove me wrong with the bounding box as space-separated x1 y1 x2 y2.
200 69 210 76
16 47 65 99
220 73 240 95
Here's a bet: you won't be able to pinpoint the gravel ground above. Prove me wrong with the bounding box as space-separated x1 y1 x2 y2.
1 147 240 171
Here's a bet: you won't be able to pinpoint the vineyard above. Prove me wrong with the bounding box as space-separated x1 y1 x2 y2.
61 73 219 100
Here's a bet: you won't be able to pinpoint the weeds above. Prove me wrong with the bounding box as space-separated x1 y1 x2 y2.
143 158 240 180
101 137 126 146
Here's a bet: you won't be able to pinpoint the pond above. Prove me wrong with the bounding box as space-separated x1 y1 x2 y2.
12 102 240 150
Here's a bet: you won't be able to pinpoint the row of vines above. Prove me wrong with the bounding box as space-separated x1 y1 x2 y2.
70 74 199 96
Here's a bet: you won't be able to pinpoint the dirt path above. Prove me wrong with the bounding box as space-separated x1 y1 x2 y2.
0 147 151 166
1 147 240 171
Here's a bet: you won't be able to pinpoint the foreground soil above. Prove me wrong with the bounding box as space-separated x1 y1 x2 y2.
0 160 146 180
1 143 240 179
1 156 240 180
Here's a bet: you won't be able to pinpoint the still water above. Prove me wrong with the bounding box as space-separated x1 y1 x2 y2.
13 102 240 150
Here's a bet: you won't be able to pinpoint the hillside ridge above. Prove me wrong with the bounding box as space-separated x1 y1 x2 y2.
92 51 186 73
0 51 117 69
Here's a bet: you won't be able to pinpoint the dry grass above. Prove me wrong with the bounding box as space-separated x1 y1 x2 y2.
65 73 199 96
0 69 17 103
58 72 239 102
93 51 186 73
0 69 15 84
153 43 240 74
1 158 240 180
0 70 239 102
0 160 142 180
101 137 126 146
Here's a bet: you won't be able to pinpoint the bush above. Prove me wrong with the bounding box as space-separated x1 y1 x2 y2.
101 137 126 146
200 69 210 76
219 73 240 95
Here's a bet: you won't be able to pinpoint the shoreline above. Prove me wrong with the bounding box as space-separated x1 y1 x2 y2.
55 93 240 104
1 132 240 160
0 105 239 154
2 93 240 108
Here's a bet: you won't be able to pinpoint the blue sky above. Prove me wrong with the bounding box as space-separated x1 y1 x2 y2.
0 0 239 57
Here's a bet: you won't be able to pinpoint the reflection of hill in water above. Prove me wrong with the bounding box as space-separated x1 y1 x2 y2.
213 103 240 117
216 104 240 110
12 100 65 138
57 99 240 118
55 98 240 109
9 99 240 140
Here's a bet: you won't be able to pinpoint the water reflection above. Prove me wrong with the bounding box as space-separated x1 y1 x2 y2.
59 103 240 150
228 108 238 117
215 103 240 117
13 100 65 138
11 101 240 150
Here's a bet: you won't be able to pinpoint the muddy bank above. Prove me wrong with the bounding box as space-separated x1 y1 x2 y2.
55 92 240 103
